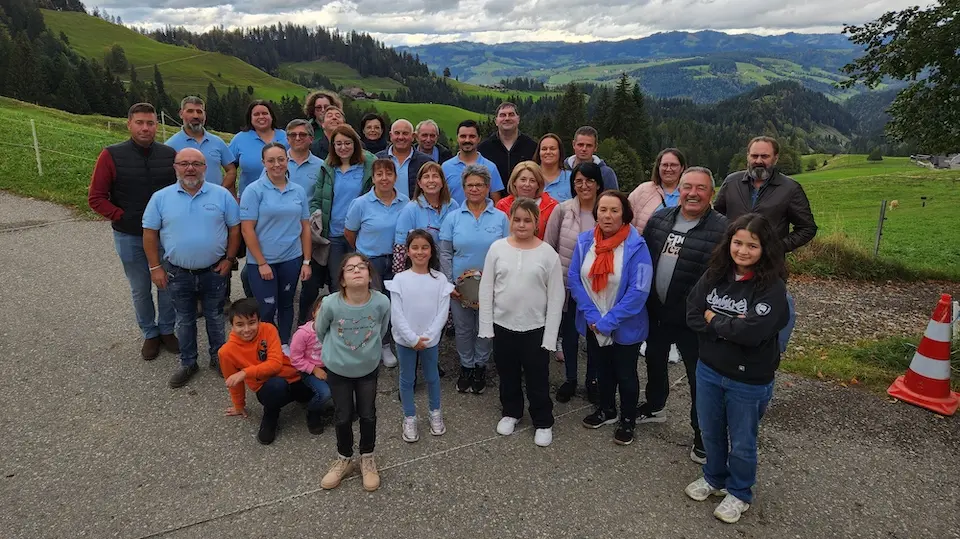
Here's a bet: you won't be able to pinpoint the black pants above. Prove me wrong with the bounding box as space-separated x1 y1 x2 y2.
588 332 641 423
297 260 329 325
255 377 314 420
327 368 378 457
493 325 554 428
644 319 700 432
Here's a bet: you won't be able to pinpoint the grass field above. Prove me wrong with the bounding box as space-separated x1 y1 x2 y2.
445 79 559 101
42 10 306 103
279 60 406 96
362 100 488 139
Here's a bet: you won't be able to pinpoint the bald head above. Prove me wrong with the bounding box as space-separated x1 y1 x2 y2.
390 119 414 153
173 148 207 189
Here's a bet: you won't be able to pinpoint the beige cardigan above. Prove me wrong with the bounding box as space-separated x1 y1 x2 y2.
628 181 667 233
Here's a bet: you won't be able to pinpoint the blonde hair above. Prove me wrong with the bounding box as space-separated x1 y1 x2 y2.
506 161 545 198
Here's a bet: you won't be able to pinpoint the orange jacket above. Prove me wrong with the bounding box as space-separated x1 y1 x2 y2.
494 192 559 240
218 322 301 409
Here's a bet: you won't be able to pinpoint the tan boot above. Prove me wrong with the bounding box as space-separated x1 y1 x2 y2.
320 456 355 490
360 453 380 492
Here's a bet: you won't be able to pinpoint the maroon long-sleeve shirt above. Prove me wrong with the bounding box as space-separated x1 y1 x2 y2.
88 149 122 221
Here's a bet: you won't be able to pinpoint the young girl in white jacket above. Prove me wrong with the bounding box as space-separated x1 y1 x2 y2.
384 229 454 442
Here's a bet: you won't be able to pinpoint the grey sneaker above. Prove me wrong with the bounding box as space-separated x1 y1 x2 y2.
429 409 446 436
685 477 728 501
714 493 750 523
636 403 666 424
402 416 419 443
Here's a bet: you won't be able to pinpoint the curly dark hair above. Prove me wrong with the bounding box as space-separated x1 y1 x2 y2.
705 213 786 287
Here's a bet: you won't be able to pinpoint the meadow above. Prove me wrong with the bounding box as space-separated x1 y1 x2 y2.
361 101 487 140
278 61 406 96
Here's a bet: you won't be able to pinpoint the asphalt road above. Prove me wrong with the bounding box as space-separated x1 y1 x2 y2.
1 192 957 539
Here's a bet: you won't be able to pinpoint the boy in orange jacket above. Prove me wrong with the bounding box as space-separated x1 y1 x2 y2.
219 298 314 444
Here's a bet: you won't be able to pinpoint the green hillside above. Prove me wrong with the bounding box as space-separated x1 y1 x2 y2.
279 60 406 95
446 79 559 101
42 10 306 103
361 101 487 138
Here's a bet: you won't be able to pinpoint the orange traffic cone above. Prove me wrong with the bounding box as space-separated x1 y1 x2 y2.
887 294 959 416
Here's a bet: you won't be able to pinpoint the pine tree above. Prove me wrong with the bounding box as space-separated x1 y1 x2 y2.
128 64 146 105
55 70 90 114
631 82 655 173
75 59 103 112
153 65 170 113
0 28 11 95
205 83 224 130
554 83 586 151
590 87 611 138
7 35 41 101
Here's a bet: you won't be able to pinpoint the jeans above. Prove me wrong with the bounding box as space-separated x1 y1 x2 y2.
587 331 641 423
644 320 700 432
327 368 378 457
696 361 774 504
240 264 254 298
778 291 796 354
300 371 333 411
164 263 228 367
451 301 492 368
560 297 597 385
370 254 394 347
327 236 350 292
494 325 554 428
297 260 329 325
112 230 175 339
255 377 314 421
247 257 301 344
397 345 441 417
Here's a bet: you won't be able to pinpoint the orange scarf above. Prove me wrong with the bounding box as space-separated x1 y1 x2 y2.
589 224 631 293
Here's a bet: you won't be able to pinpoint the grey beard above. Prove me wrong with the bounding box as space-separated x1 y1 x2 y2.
747 165 773 181
179 178 202 190
186 121 204 133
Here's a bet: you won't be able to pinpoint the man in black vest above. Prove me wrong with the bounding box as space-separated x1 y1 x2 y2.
477 102 538 195
88 103 179 361
642 167 728 464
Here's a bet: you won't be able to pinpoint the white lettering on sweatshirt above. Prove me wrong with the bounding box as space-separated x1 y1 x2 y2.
706 288 748 316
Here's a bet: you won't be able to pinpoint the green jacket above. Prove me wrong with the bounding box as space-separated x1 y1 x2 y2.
310 150 377 238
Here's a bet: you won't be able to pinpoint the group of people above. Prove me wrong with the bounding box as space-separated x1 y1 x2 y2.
88 92 817 522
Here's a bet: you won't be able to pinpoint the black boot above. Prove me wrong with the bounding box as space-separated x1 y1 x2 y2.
307 409 324 435
258 411 280 445
472 366 487 395
457 366 474 393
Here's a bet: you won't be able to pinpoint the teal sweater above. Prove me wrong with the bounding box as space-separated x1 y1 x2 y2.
314 290 391 378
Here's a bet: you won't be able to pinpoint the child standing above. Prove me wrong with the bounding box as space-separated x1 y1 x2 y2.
684 213 789 524
479 198 565 447
316 254 391 492
218 298 315 445
384 229 454 443
289 296 334 435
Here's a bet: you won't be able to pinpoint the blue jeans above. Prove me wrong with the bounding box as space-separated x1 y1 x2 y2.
247 257 301 344
451 301 492 368
240 264 253 298
397 344 441 417
696 361 774 504
297 260 328 325
165 263 228 367
300 371 333 411
112 230 175 339
561 296 597 385
327 235 350 292
778 291 796 354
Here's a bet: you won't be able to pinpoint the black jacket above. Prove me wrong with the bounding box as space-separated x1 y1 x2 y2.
714 170 817 253
686 272 788 385
477 132 538 187
106 139 176 236
362 136 389 154
643 207 728 326
375 147 435 197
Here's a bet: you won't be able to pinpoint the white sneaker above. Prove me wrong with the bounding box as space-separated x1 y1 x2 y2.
713 493 750 523
684 477 728 501
639 341 647 357
281 344 291 356
496 416 519 436
668 343 682 364
402 416 419 442
381 345 398 368
429 409 446 436
534 428 553 447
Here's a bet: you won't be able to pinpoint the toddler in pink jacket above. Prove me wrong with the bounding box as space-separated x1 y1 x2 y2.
290 297 333 434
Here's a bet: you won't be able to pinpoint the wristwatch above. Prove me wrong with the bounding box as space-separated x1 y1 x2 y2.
302 258 311 266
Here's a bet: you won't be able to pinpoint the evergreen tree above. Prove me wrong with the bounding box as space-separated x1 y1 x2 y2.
153 64 170 113
55 70 89 114
128 64 146 105
0 27 11 95
74 59 103 112
589 86 611 138
554 83 586 152
867 147 883 161
7 35 40 101
105 44 128 73
205 83 224 130
632 82 654 173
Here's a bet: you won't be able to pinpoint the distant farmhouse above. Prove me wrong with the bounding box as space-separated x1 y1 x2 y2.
911 154 960 169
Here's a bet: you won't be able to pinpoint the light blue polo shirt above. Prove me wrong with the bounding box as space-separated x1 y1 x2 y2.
441 153 505 204
387 146 412 199
165 130 235 187
239 173 309 264
330 164 365 237
395 195 460 244
439 200 509 280
142 181 240 269
345 190 409 257
287 151 323 200
661 187 681 209
228 129 288 196
543 169 573 203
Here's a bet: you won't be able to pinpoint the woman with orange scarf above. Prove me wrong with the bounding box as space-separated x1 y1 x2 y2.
568 190 653 446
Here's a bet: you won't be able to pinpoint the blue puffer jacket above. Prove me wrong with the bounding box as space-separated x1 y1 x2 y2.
567 226 653 345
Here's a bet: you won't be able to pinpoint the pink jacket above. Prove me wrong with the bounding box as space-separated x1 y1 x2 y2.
628 181 667 233
289 321 324 373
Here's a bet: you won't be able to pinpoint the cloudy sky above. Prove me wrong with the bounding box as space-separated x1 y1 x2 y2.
98 0 919 46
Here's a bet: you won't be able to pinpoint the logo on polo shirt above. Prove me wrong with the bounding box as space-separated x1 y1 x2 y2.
755 303 771 316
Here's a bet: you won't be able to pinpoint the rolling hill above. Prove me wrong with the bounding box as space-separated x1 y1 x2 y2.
360 101 486 139
41 10 306 103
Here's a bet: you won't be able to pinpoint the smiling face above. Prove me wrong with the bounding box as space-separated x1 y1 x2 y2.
287 125 313 153
538 137 560 168
417 123 439 152
658 152 684 189
390 121 413 152
230 314 260 342
363 119 382 141
596 194 624 237
730 229 763 273
313 96 332 122
457 126 479 153
373 165 397 193
574 171 599 204
407 236 432 269
322 108 344 132
127 112 158 146
679 171 713 219
463 175 489 205
340 255 371 289
250 105 272 132
418 167 443 196
262 146 288 179
514 170 540 198
174 148 206 190
332 133 355 162
573 134 597 162
511 207 536 240
495 105 519 132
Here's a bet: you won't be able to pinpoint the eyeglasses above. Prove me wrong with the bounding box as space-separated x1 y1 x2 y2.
465 183 487 190
314 105 328 111
334 141 354 148
264 157 288 165
660 163 682 170
573 178 597 186
343 263 368 273
288 133 312 139
174 161 206 168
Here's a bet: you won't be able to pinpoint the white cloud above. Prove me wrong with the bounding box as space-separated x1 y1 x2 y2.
98 0 921 45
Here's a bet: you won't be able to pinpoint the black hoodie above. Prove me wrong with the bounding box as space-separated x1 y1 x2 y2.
686 272 788 384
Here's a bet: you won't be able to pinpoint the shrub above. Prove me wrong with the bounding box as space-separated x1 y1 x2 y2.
867 147 883 161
